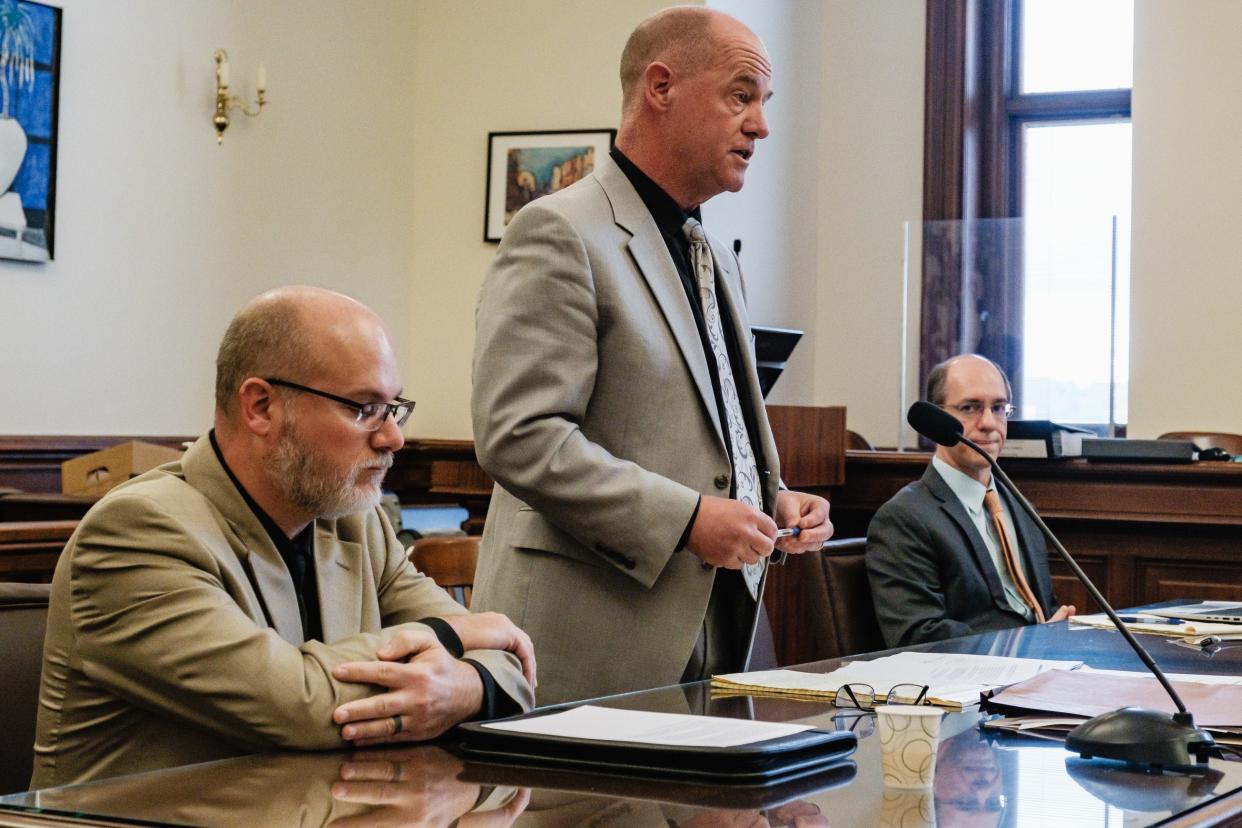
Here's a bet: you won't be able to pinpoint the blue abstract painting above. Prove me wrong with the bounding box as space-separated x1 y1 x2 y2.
0 0 60 262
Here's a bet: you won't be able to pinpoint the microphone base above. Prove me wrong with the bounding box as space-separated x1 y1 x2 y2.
1066 708 1215 769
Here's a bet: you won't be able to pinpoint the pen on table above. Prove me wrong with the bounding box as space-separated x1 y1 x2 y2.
1117 615 1184 625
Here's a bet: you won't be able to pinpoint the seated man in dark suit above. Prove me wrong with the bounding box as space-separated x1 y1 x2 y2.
866 354 1075 647
33 286 535 787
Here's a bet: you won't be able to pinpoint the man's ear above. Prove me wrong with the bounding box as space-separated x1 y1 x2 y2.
236 377 277 438
643 61 675 111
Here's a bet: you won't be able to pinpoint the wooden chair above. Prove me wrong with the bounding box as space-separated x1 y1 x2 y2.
846 429 875 450
1157 431 1242 455
0 581 51 794
408 536 479 608
818 538 886 658
775 537 885 663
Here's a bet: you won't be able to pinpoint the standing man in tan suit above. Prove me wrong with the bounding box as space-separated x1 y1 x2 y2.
472 7 832 706
33 286 534 787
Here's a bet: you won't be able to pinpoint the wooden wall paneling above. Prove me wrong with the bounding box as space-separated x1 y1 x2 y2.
0 436 191 495
0 520 78 582
387 439 494 534
1139 561 1242 604
1044 552 1107 615
764 405 847 488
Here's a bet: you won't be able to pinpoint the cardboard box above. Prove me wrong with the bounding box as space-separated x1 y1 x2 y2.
61 441 184 498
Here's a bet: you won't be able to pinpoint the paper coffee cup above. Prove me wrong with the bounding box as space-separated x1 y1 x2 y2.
876 705 945 788
880 789 936 828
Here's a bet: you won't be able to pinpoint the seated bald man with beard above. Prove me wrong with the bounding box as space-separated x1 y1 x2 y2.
32 286 535 787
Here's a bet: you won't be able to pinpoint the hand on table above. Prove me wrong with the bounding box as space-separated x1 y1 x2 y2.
1048 604 1077 623
328 746 530 828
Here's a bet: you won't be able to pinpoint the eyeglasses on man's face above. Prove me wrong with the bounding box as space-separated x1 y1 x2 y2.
831 682 930 711
266 378 415 431
943 401 1015 421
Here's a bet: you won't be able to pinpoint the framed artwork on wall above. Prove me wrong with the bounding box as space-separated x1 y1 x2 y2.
484 129 615 243
0 0 60 263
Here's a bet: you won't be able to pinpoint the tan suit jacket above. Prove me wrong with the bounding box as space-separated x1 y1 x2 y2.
471 154 780 706
32 435 532 787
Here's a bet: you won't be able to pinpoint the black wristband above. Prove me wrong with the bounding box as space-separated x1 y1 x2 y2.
464 658 523 721
418 616 465 658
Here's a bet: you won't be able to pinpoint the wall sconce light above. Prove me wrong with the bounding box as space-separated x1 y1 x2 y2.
213 48 266 145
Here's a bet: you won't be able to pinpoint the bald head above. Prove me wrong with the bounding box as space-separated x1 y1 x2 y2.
926 354 1011 406
620 6 720 113
214 286 387 417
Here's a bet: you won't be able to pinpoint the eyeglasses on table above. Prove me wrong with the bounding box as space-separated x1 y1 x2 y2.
831 682 931 711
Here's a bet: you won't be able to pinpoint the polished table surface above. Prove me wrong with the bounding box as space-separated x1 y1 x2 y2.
4 620 1242 827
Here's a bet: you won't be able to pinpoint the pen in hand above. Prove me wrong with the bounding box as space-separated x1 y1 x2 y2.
770 527 800 565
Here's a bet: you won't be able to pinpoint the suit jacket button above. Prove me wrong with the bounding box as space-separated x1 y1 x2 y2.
623 556 637 570
714 474 729 490
701 561 713 571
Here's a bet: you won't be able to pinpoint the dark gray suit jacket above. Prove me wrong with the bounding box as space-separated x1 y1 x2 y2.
865 463 1056 648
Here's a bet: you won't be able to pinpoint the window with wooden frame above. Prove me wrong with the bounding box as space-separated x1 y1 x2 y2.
922 0 1132 428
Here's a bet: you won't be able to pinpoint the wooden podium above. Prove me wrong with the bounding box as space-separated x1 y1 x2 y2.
762 405 847 666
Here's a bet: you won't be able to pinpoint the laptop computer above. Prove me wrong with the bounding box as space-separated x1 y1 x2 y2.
1147 601 1242 624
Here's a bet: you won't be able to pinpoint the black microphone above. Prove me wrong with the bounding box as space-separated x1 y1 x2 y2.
906 401 1214 768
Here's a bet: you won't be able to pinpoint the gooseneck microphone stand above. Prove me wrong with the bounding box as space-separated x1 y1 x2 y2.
907 401 1214 768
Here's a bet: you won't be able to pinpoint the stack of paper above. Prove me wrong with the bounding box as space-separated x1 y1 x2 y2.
982 666 1242 745
1069 612 1242 643
712 651 1082 711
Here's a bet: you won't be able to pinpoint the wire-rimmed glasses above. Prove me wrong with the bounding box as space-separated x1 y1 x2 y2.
831 682 930 711
943 401 1016 421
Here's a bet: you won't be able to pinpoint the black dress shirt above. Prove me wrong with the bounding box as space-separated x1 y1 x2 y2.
208 431 517 719
610 149 770 543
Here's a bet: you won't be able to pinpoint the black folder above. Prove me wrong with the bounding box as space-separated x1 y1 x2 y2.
459 754 858 810
457 714 856 786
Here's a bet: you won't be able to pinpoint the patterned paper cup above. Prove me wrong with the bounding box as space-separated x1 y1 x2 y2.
875 705 945 788
880 789 936 828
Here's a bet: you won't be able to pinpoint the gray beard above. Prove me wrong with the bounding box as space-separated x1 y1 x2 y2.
268 417 389 520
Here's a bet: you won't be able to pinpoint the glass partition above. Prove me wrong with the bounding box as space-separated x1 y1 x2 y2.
901 215 1127 449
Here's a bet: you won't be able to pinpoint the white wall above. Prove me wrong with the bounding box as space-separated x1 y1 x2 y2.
6 2 1239 447
407 0 675 438
814 2 926 447
702 0 822 406
1128 0 1242 438
0 0 417 435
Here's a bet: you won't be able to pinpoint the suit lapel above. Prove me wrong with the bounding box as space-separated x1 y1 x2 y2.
596 156 723 439
922 465 1009 608
181 435 306 645
315 523 364 644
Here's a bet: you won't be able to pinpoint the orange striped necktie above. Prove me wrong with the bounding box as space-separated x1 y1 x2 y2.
982 489 1045 623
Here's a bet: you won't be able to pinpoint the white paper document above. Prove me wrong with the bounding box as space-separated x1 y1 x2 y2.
713 651 1082 709
479 704 814 748
1076 665 1242 686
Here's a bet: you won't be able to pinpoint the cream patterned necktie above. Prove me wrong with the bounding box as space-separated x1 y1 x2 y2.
683 217 763 601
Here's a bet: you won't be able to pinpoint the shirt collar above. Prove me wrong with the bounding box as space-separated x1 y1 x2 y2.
932 455 995 516
610 147 700 236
